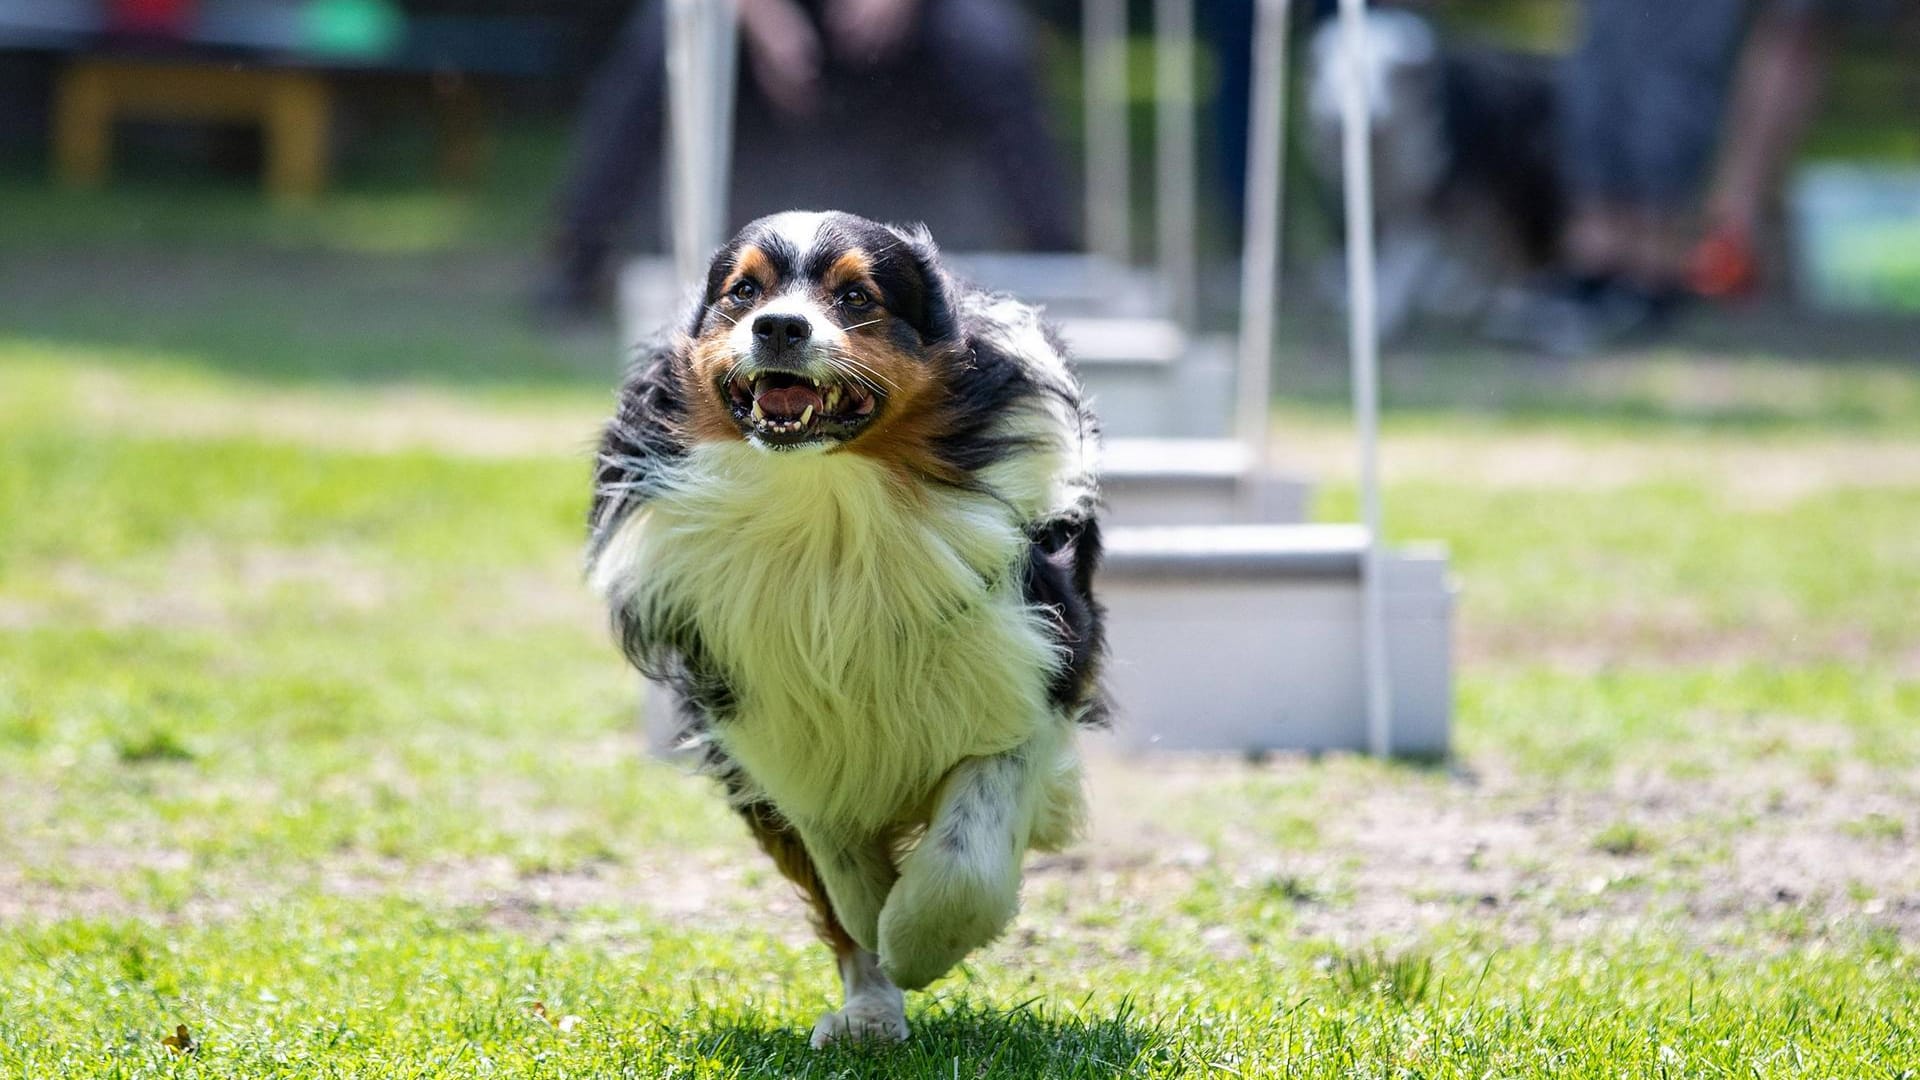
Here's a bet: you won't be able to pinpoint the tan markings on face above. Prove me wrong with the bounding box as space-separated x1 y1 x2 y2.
823 250 874 295
681 332 747 444
725 245 777 296
844 339 960 484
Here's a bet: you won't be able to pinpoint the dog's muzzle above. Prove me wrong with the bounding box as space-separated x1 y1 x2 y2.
721 365 881 449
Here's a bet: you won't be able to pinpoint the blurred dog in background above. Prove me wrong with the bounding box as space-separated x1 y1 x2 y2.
1307 9 1564 340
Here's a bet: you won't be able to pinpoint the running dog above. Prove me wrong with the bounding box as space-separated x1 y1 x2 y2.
587 211 1104 1046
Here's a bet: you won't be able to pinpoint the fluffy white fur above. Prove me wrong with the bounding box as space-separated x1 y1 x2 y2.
965 296 1098 523
593 442 1081 832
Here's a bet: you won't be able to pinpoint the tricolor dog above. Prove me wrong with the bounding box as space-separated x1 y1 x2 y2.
587 211 1104 1046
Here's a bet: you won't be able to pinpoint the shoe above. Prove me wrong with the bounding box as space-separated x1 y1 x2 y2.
1689 224 1758 299
1483 274 1680 357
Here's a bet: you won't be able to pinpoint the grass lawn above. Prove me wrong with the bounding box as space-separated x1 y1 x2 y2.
2 174 1919 1077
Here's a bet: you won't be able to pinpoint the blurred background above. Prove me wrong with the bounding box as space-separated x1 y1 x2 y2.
2 0 1917 373
3 5 1920 1071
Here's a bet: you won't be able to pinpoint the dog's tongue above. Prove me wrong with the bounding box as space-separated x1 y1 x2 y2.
755 384 824 421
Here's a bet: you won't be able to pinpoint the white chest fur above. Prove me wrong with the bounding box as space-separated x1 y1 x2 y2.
591 443 1061 834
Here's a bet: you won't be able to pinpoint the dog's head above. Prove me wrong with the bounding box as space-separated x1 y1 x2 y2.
1306 10 1447 216
1307 9 1440 130
677 211 957 454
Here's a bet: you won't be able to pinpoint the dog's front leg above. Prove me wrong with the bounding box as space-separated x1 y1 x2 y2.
796 828 908 1047
809 946 908 1048
878 749 1032 990
796 826 896 957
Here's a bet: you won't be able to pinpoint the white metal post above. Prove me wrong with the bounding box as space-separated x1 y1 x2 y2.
704 0 739 258
664 0 701 285
1236 0 1291 471
1154 0 1197 326
665 0 737 286
1337 0 1394 756
1084 0 1131 267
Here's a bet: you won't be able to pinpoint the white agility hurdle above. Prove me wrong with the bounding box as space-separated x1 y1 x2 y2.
639 0 1454 757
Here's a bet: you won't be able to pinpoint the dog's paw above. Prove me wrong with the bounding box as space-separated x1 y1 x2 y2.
877 848 1018 990
809 995 909 1049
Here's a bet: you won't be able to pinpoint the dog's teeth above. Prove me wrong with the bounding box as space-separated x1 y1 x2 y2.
800 405 813 425
751 401 764 422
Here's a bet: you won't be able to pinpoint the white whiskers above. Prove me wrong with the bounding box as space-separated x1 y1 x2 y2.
824 351 896 395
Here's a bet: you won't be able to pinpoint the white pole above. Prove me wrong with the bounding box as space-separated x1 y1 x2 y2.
664 0 702 285
1154 0 1197 326
1236 0 1290 472
1337 0 1393 757
705 0 740 255
665 0 737 286
1083 0 1130 267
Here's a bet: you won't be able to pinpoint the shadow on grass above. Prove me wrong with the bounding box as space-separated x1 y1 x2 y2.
690 997 1168 1079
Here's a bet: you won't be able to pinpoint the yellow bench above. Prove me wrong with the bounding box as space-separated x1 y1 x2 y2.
53 57 334 202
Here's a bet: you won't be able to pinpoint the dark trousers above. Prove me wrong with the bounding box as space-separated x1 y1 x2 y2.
552 0 1076 275
1560 0 1748 209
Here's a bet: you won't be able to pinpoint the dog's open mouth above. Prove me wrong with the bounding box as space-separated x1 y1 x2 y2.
724 371 879 446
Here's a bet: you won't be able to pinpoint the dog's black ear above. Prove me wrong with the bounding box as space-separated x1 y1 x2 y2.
885 223 957 344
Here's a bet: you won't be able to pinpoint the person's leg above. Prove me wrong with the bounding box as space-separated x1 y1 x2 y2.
1694 3 1831 295
913 0 1078 250
1708 6 1828 236
544 2 671 311
1493 0 1742 353
1198 0 1255 228
1558 0 1638 283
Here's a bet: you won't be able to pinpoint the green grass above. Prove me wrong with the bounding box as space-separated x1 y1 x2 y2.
4 172 1920 1074
0 126 566 255
3 907 1914 1079
0 130 615 388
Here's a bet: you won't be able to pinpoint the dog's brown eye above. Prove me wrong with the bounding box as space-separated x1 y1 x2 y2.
729 279 759 302
840 287 872 310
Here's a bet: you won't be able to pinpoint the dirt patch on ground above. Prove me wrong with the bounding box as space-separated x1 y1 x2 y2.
12 740 1911 962
1067 746 1920 952
405 741 1920 960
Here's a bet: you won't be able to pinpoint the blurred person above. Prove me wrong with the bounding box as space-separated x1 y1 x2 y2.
1691 1 1840 299
538 0 1076 320
1196 0 1258 229
1491 0 1748 355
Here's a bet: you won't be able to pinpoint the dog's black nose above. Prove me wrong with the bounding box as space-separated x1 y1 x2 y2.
752 313 812 352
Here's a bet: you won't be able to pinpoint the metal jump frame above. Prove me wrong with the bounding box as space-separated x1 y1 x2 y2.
661 0 1396 754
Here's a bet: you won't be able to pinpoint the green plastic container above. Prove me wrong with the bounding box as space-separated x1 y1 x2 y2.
1790 164 1920 312
300 0 405 59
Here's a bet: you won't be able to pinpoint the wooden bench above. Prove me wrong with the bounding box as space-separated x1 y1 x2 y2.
35 13 566 202
54 57 334 201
